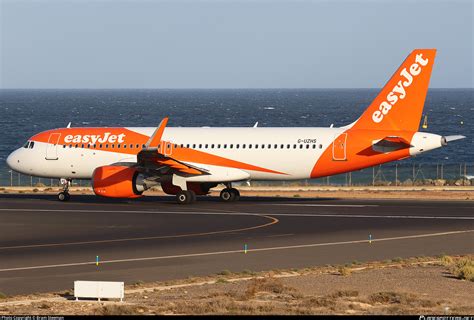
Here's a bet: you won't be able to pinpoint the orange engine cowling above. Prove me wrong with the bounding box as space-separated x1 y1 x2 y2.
92 166 147 198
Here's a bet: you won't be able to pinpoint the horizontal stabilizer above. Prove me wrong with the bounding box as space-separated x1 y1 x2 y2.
444 135 466 143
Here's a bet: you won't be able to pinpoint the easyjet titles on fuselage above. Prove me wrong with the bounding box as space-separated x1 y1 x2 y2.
64 133 126 144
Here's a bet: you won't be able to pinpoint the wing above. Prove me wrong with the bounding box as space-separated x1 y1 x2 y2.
135 118 210 177
137 149 210 176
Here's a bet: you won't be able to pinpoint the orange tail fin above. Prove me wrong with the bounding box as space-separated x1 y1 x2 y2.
352 49 436 131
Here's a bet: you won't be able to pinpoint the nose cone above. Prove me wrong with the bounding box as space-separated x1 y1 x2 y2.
6 149 19 171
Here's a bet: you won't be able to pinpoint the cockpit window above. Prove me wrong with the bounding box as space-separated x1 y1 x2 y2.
29 141 35 149
23 141 29 148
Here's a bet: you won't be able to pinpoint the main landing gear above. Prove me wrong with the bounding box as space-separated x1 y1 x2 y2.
57 178 71 201
176 190 197 204
220 187 240 202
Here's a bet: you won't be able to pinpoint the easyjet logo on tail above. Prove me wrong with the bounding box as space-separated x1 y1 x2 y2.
372 53 429 123
64 133 126 144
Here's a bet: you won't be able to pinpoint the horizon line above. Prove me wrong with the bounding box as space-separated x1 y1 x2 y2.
1 87 473 90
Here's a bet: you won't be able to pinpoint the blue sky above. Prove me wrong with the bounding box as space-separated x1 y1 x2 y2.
1 0 472 88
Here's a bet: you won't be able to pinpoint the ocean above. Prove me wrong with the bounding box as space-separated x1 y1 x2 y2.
0 89 472 182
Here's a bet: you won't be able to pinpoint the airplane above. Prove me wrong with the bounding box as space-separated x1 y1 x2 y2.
6 49 465 204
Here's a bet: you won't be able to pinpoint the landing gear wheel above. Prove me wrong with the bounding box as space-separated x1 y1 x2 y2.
220 188 239 202
58 192 70 201
176 190 195 204
230 188 240 201
190 190 197 203
58 178 71 201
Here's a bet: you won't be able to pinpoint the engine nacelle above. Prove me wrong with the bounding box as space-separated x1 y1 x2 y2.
92 166 148 198
161 181 217 196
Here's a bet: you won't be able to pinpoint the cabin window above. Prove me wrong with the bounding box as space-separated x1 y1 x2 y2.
205 144 208 148
261 144 265 149
300 144 303 149
211 144 215 148
117 144 120 149
242 144 246 149
255 144 258 149
293 144 296 149
69 144 72 148
281 144 284 149
319 144 323 149
268 144 272 149
129 144 133 149
192 144 196 148
186 144 190 148
63 145 66 148
123 144 127 149
230 144 233 149
75 144 78 148
274 144 278 149
198 144 202 148
81 144 85 148
217 144 221 149
306 144 310 149
236 144 239 149
312 144 316 149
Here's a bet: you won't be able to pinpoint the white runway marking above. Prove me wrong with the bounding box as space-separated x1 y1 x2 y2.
257 213 474 220
267 204 379 207
0 208 471 221
0 229 472 273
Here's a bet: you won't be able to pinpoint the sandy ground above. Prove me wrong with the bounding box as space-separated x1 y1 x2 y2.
2 185 473 200
0 256 472 315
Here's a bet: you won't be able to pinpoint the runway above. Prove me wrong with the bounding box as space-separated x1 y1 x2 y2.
0 194 473 295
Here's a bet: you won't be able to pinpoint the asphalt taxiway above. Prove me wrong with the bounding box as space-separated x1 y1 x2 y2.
0 194 472 295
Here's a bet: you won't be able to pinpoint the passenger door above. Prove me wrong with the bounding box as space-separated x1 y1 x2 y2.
46 133 61 160
332 133 347 161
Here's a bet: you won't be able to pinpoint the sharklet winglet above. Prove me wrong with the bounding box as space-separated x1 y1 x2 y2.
145 117 169 149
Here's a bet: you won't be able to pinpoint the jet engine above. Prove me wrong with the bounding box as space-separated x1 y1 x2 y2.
92 165 149 198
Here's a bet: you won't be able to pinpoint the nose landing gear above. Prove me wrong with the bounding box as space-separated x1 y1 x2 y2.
57 178 71 201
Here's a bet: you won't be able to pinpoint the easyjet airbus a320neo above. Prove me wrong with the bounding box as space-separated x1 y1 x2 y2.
6 49 465 204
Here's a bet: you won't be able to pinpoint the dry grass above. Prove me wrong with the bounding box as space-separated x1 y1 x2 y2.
368 291 438 309
448 257 474 281
95 304 142 315
244 277 296 300
441 255 454 266
338 266 352 276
